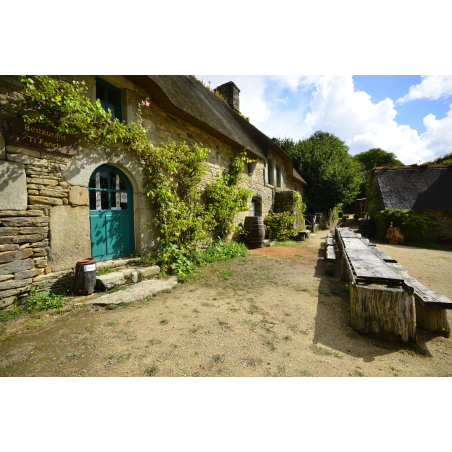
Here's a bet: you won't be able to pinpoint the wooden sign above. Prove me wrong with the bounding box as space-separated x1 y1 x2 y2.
6 118 79 155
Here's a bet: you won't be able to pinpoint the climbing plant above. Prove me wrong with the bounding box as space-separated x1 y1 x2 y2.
204 150 254 239
19 75 252 255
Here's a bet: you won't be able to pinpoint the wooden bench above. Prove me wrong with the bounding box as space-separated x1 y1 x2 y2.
324 233 336 275
336 226 452 340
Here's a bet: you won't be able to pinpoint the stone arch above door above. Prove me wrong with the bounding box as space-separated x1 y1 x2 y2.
63 144 146 194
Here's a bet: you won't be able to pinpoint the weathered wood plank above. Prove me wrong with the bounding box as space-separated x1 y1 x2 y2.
350 284 416 343
325 245 336 261
386 263 452 309
369 247 398 263
415 300 451 337
346 249 404 282
342 238 368 249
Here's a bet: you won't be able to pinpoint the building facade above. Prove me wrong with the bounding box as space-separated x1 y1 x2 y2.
0 75 306 306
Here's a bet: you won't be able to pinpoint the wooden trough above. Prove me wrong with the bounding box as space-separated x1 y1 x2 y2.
336 227 452 342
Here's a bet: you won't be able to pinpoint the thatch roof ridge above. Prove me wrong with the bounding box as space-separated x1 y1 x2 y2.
133 75 306 185
374 167 452 211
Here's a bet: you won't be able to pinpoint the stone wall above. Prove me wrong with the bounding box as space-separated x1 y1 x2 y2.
0 75 306 306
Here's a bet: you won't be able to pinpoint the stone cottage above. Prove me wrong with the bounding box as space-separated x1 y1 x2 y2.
366 164 452 240
0 75 306 306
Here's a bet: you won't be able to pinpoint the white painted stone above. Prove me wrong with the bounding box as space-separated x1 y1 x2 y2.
96 272 126 290
132 271 138 283
88 277 177 305
0 160 27 211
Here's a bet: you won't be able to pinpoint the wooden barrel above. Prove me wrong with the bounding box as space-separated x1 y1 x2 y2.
74 258 97 295
244 216 265 249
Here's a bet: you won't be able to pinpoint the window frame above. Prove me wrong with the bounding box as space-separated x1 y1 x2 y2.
96 77 122 121
267 159 272 184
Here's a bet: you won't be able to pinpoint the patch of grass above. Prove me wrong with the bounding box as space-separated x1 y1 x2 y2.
159 319 168 325
145 366 158 376
217 319 232 331
283 335 292 341
284 312 291 317
242 357 263 367
97 266 115 276
106 321 117 326
192 309 200 313
149 338 162 345
354 369 364 377
264 339 276 351
67 352 81 361
118 354 131 362
214 354 223 363
164 289 172 293
400 342 426 357
25 319 44 330
297 370 311 376
310 344 342 358
283 352 290 357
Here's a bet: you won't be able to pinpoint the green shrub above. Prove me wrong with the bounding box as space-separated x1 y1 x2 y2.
264 210 294 240
375 209 437 236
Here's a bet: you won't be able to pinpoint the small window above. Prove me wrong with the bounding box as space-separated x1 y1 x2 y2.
96 78 122 121
267 159 272 184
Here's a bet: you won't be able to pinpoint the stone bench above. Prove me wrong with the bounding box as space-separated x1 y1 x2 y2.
324 233 336 275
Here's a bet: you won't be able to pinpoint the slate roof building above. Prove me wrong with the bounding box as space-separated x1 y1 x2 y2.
0 75 306 305
367 165 452 240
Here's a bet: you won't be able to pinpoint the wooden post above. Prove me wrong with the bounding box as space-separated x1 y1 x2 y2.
350 284 416 343
415 300 451 338
386 226 404 245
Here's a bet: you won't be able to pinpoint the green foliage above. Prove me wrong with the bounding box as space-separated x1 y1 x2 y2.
278 132 365 211
293 192 307 231
97 267 114 276
19 75 253 273
375 209 437 235
264 210 294 240
0 280 67 320
140 240 247 282
204 150 254 239
354 148 403 197
354 148 403 172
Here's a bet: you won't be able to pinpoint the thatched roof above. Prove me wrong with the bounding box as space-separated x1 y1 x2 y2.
127 75 306 185
374 167 452 211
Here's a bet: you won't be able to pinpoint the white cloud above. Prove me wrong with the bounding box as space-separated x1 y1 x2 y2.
397 75 452 103
197 75 452 164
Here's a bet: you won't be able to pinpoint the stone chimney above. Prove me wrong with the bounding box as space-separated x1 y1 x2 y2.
215 81 240 112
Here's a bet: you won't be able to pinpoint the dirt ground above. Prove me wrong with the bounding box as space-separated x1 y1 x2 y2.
1 224 452 377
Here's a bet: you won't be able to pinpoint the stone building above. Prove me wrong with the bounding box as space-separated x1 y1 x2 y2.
366 165 452 240
0 75 306 306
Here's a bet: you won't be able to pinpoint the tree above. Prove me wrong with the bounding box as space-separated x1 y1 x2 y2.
278 131 365 212
354 148 403 197
354 148 403 173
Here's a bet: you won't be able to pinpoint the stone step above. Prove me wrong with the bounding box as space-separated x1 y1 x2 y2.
87 277 178 306
96 265 160 291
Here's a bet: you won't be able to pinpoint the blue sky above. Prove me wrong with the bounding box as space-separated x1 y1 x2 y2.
196 75 452 165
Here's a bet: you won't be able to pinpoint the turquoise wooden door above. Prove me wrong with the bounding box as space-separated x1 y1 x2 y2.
88 165 135 262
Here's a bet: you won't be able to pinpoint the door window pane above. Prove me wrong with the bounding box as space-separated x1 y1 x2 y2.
89 190 109 210
109 171 126 191
111 192 128 210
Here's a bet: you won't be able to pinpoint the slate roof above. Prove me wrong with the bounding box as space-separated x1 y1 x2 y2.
374 167 452 211
128 75 306 185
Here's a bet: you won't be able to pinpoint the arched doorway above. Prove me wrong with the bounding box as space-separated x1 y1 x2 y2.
88 164 135 262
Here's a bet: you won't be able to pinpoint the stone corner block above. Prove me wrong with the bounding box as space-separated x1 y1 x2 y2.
49 206 91 272
0 159 27 210
68 186 89 206
96 272 126 290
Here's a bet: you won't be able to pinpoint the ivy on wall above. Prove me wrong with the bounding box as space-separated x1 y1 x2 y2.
19 75 253 252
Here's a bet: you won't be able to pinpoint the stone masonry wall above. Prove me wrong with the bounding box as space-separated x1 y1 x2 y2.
0 75 306 306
